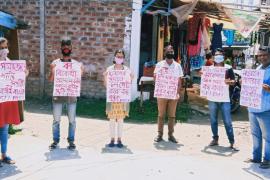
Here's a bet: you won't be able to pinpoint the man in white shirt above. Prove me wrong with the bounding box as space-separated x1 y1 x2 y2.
154 46 184 143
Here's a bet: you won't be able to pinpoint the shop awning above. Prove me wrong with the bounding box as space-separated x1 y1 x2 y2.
0 10 29 30
172 0 266 37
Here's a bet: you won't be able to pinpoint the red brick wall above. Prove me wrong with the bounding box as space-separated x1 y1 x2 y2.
0 0 132 98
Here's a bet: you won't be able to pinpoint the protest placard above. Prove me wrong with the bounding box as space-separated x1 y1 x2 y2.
0 60 26 102
53 62 81 97
200 66 229 102
154 68 179 99
240 69 264 109
106 70 132 102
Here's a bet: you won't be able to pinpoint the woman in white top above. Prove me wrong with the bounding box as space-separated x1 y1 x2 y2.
103 49 133 148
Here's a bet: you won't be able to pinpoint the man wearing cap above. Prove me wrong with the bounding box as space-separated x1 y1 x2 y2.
48 37 83 150
246 48 270 169
207 48 238 150
154 46 184 143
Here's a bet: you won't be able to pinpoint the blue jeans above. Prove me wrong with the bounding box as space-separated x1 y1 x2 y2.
208 101 235 144
249 111 270 161
52 103 77 143
0 125 9 154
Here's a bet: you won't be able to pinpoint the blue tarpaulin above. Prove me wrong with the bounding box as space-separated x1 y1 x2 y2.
0 11 17 29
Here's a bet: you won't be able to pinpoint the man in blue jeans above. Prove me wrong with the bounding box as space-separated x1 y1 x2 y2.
246 48 270 169
48 37 83 150
207 48 237 149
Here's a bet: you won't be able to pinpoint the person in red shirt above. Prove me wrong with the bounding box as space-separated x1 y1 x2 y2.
205 52 214 66
0 37 22 166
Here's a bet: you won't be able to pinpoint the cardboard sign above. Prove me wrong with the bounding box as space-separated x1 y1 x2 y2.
154 67 179 99
53 62 81 97
240 69 264 109
200 66 229 102
0 60 26 102
106 70 132 102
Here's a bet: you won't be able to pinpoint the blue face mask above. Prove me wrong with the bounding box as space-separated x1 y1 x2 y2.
214 55 224 63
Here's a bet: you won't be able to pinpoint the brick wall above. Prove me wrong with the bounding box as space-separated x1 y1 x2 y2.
0 0 132 98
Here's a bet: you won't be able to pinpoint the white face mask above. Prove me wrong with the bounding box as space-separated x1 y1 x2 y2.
114 57 124 64
0 48 9 60
214 55 224 63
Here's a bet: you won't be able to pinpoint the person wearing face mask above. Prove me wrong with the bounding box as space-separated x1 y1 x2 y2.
48 37 84 150
0 37 26 166
245 48 270 169
153 45 184 144
103 49 134 148
207 48 238 150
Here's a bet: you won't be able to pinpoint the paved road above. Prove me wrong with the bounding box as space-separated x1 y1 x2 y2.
0 111 269 180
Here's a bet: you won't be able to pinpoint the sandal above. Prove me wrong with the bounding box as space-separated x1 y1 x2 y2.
2 156 15 164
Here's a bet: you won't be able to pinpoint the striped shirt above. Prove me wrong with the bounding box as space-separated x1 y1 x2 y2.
248 64 270 113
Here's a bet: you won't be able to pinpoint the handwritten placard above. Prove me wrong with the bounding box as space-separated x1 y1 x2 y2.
200 66 229 102
0 60 26 103
154 68 179 99
53 62 81 97
106 70 131 102
240 69 264 109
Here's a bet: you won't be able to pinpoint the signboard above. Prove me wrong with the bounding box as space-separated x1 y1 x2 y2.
106 70 132 103
0 60 26 102
154 68 179 99
222 29 251 46
240 69 264 109
53 62 81 97
200 66 229 102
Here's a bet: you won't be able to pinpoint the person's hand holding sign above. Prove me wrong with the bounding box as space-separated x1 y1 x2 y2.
49 64 56 82
225 79 235 86
263 84 270 93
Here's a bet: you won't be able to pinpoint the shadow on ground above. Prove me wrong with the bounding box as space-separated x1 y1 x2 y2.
44 148 81 161
154 141 184 151
101 145 133 154
0 164 22 179
243 163 270 180
201 145 240 157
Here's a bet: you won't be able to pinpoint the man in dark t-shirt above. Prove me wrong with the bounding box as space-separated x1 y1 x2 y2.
48 37 83 150
207 48 238 150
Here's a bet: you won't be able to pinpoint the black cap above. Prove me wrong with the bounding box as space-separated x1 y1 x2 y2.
61 37 71 46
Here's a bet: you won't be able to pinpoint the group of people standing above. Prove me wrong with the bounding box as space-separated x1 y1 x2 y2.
203 47 270 169
0 37 269 170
